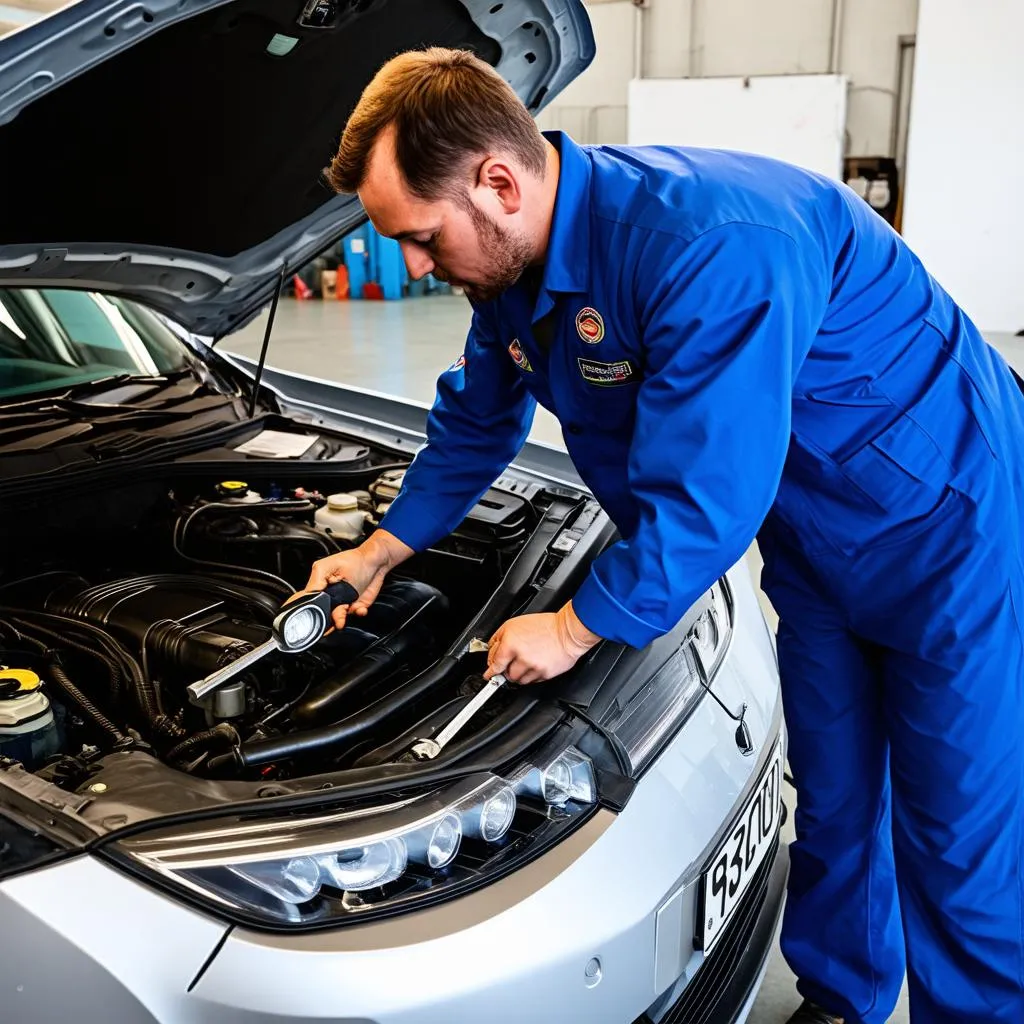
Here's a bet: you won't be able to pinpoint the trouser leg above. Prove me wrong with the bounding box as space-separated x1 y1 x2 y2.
763 549 906 1024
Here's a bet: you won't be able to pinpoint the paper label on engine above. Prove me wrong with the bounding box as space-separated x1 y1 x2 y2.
233 430 318 458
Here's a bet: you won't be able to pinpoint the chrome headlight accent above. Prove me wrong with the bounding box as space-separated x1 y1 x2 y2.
111 749 597 928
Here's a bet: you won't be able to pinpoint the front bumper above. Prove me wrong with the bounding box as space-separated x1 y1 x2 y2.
0 566 784 1024
639 833 789 1024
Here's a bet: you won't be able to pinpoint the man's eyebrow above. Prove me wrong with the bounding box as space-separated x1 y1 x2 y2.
387 228 437 242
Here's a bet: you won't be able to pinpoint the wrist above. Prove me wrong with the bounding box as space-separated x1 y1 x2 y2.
558 602 602 653
364 528 414 572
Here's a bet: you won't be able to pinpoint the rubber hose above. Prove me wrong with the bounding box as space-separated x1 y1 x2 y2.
10 619 126 706
290 646 404 727
48 662 130 747
165 724 238 767
7 613 183 740
236 656 459 768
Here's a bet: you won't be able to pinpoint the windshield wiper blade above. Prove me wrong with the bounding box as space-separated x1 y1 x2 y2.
64 368 196 397
89 420 234 459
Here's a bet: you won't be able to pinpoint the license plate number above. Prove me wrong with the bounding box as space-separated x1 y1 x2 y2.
698 743 783 953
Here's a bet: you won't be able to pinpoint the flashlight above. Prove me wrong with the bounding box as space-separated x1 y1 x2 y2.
186 581 358 706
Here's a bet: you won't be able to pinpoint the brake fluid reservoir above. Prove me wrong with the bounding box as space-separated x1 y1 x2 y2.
0 668 60 770
315 492 369 543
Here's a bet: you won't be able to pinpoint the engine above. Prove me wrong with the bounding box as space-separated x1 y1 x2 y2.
0 468 554 789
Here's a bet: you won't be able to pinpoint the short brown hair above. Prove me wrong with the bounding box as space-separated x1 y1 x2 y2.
328 47 547 200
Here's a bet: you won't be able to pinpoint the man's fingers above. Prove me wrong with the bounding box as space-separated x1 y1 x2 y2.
484 646 510 680
331 606 348 630
504 657 532 683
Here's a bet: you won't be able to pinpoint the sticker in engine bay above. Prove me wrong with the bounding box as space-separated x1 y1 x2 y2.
577 357 637 386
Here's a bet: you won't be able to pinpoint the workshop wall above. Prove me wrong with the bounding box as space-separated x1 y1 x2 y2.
538 0 918 161
901 0 1024 334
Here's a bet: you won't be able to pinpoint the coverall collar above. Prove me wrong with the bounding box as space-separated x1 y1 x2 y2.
530 131 592 319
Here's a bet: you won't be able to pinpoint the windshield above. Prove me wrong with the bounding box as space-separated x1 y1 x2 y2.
0 289 191 399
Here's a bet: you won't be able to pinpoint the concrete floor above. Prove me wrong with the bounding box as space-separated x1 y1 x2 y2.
223 295 1023 1024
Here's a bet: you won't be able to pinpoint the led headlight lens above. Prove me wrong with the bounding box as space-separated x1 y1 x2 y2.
406 813 462 869
428 814 462 868
319 838 407 892
540 750 596 807
281 606 323 650
228 855 321 905
513 748 597 809
462 786 516 842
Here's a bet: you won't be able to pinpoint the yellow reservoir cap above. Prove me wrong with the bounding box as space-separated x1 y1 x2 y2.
220 481 248 491
0 668 41 694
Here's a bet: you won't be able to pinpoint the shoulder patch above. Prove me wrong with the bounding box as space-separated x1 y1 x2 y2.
508 338 534 372
577 357 637 386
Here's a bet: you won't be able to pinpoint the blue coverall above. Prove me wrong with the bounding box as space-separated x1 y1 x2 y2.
381 131 1024 1023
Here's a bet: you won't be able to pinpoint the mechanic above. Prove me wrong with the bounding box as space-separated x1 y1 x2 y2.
301 48 1024 1024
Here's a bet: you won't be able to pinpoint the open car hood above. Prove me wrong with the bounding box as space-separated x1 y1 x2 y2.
0 0 593 338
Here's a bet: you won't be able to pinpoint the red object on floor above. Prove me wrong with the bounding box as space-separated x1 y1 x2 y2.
293 274 313 300
363 281 384 301
335 265 350 300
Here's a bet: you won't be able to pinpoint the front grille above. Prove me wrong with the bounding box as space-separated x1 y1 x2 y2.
636 835 780 1024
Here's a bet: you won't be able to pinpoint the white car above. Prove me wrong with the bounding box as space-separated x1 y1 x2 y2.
0 2 787 1021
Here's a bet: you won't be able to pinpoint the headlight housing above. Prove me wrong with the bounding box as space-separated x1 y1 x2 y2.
601 580 733 774
109 746 597 929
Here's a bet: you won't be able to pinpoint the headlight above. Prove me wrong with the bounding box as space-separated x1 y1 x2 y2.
319 839 407 891
514 749 596 808
461 785 516 843
602 581 733 774
109 749 597 928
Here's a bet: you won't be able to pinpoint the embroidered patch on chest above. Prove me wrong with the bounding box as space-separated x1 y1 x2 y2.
577 357 637 386
575 307 605 344
508 338 534 372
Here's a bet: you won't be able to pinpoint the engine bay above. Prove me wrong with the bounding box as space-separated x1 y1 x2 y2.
0 446 610 802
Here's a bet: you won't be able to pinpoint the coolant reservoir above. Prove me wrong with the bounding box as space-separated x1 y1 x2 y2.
0 668 60 770
315 492 369 543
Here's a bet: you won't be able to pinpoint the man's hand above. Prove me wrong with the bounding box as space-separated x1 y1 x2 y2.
484 602 602 685
296 529 414 629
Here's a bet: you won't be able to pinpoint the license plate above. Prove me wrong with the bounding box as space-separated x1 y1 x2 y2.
698 743 783 953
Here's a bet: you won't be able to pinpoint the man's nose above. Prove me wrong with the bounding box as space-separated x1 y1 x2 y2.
400 242 434 281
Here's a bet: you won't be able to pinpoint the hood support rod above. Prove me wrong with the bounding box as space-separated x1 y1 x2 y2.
248 268 286 419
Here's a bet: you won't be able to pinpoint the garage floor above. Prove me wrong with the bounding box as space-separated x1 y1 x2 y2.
224 295 1022 1024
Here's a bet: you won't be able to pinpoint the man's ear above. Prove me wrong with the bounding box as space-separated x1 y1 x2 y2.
476 157 523 215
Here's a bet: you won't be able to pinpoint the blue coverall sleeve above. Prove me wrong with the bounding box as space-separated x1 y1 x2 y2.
571 222 827 648
379 306 537 552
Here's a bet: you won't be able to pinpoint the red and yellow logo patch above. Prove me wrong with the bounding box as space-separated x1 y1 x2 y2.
508 338 534 372
575 306 605 345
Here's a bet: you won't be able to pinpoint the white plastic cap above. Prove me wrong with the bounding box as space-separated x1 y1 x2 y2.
327 492 359 512
0 689 51 729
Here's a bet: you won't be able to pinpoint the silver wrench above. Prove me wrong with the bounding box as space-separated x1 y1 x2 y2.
410 673 509 761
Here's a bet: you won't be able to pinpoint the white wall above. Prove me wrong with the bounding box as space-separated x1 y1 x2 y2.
628 75 848 179
901 0 1024 333
538 0 919 159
